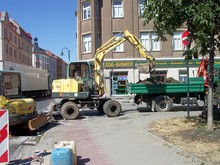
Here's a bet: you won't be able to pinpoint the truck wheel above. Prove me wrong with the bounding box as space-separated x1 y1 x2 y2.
61 102 79 120
154 95 173 112
103 100 121 117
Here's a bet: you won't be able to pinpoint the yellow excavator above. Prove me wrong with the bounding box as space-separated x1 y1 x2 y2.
51 29 155 119
0 71 49 131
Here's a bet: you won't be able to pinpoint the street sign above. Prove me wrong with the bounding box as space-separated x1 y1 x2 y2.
182 30 190 46
0 110 9 164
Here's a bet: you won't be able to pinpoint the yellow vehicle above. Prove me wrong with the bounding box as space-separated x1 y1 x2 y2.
0 71 48 131
51 29 154 120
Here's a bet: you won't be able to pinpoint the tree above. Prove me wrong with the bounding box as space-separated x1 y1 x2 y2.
142 0 220 130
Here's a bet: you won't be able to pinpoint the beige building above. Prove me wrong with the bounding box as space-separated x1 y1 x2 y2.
76 0 219 96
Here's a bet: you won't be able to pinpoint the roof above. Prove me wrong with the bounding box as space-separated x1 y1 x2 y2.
32 37 47 54
0 11 32 40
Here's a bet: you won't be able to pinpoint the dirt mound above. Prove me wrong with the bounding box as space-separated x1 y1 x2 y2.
137 77 181 84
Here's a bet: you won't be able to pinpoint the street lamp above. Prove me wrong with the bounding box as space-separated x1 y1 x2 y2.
60 47 70 62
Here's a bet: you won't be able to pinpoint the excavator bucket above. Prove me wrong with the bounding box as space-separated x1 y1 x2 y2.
135 61 154 74
28 114 51 131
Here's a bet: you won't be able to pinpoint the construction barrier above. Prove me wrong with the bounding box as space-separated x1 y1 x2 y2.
0 110 9 164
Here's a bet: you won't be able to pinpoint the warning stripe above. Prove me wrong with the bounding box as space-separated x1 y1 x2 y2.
0 110 9 163
0 111 7 130
0 111 4 117
0 151 8 162
0 139 8 161
0 125 8 143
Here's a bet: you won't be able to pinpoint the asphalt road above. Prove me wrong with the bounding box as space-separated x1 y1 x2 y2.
9 98 205 165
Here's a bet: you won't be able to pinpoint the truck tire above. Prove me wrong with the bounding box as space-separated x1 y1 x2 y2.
61 101 80 120
103 100 121 117
154 95 173 112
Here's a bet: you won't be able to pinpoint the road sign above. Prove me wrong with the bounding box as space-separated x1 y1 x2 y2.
182 30 190 46
0 110 9 164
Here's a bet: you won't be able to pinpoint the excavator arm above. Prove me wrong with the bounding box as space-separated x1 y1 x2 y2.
197 57 209 87
94 29 155 95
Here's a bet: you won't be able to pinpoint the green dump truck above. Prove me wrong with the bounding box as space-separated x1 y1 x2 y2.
127 77 206 112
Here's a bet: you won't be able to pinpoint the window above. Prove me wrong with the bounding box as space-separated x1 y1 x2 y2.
14 36 17 45
83 34 91 53
140 32 150 51
9 47 12 56
9 32 12 41
140 32 160 51
14 50 17 59
113 33 124 52
113 0 123 18
82 1 91 20
151 32 160 50
139 0 145 16
173 32 183 50
6 44 8 54
179 70 187 82
4 28 8 39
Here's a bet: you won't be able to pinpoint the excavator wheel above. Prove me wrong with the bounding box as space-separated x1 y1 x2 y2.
61 101 80 120
103 100 121 117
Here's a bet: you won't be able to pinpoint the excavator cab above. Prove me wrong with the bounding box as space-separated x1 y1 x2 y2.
52 61 99 99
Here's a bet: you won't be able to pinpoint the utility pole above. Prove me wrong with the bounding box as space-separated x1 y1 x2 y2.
207 35 215 131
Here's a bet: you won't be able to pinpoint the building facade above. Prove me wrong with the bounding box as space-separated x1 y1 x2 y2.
76 0 219 96
0 11 32 66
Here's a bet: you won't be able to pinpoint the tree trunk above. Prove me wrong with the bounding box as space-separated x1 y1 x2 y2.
207 36 215 131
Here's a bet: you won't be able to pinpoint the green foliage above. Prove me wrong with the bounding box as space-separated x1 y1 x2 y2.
142 0 220 56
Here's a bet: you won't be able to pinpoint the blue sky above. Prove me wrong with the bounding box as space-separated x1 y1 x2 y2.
0 0 77 62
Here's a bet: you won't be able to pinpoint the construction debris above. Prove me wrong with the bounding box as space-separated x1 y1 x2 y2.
137 77 181 84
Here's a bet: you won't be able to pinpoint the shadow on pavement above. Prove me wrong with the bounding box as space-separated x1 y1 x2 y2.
9 120 61 136
77 155 90 165
134 105 204 113
172 105 204 112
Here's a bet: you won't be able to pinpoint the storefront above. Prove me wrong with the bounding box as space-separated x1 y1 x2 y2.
111 71 128 95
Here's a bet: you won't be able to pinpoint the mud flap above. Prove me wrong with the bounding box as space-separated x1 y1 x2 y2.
151 100 156 112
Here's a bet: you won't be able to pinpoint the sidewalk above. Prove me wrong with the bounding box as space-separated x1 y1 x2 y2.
34 120 115 165
10 107 204 165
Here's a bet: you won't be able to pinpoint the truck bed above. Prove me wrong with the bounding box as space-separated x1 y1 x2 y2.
128 77 205 94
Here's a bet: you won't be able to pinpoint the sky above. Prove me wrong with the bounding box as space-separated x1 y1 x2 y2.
0 0 77 63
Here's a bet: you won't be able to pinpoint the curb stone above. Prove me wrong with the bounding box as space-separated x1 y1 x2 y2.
143 127 213 165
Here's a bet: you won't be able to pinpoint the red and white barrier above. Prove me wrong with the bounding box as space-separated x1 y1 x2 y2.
0 110 9 164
